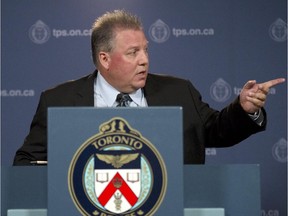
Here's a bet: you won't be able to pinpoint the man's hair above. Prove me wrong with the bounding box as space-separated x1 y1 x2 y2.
91 10 143 67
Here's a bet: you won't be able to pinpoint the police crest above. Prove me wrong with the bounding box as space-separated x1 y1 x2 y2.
68 117 167 215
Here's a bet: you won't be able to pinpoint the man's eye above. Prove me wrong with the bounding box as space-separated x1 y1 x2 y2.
127 50 137 56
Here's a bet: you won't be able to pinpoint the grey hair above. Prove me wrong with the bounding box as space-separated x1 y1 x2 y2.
91 10 143 67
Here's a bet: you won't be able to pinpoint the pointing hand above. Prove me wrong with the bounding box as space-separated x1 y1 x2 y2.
239 78 285 113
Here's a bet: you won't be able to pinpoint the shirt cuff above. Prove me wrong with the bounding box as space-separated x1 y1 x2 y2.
248 109 264 126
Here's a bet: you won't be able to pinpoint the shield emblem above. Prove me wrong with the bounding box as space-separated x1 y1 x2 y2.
94 151 141 214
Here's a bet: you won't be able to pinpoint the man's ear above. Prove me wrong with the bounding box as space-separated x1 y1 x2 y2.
98 52 110 70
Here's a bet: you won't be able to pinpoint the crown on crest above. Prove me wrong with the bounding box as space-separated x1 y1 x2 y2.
113 177 123 189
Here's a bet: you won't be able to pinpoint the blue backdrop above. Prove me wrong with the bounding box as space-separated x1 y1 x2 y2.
1 0 287 215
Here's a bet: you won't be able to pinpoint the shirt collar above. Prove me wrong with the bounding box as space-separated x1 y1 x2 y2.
95 72 119 107
95 72 143 107
129 89 143 107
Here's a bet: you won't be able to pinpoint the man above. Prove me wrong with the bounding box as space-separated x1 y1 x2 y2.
13 10 285 165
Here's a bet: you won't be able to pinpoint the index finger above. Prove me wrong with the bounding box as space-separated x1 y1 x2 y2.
261 78 286 88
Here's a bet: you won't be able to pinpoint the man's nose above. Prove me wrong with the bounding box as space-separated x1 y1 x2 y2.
139 50 149 65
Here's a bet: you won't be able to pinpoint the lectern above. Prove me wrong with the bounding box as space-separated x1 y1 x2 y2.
1 108 261 216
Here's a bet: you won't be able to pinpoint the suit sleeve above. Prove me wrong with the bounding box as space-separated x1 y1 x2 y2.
13 92 48 165
187 81 267 148
194 81 266 147
209 97 266 147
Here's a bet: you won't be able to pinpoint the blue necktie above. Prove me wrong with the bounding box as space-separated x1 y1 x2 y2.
116 93 132 107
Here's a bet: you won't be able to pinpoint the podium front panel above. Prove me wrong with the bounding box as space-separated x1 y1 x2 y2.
48 107 183 216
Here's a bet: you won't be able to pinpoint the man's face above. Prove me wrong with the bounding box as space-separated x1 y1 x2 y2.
101 29 149 93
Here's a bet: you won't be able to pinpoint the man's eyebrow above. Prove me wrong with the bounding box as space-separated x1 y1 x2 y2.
126 41 149 51
127 46 139 51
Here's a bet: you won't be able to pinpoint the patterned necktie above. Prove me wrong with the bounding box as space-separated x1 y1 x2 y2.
116 93 132 107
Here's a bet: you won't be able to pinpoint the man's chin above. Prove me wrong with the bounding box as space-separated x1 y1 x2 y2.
131 81 146 92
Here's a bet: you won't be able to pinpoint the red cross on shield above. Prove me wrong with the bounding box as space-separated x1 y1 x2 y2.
94 152 141 213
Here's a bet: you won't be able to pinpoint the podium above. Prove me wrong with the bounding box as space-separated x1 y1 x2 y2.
1 108 261 215
47 107 184 215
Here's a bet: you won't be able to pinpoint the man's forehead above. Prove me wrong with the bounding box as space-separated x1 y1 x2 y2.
114 28 144 36
114 29 148 46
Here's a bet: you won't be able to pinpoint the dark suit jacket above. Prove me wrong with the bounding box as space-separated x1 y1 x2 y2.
13 70 266 165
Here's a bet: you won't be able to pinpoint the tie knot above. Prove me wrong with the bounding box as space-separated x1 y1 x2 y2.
116 93 132 107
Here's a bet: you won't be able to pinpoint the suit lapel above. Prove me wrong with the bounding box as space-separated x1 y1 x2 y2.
144 74 163 106
74 71 97 106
